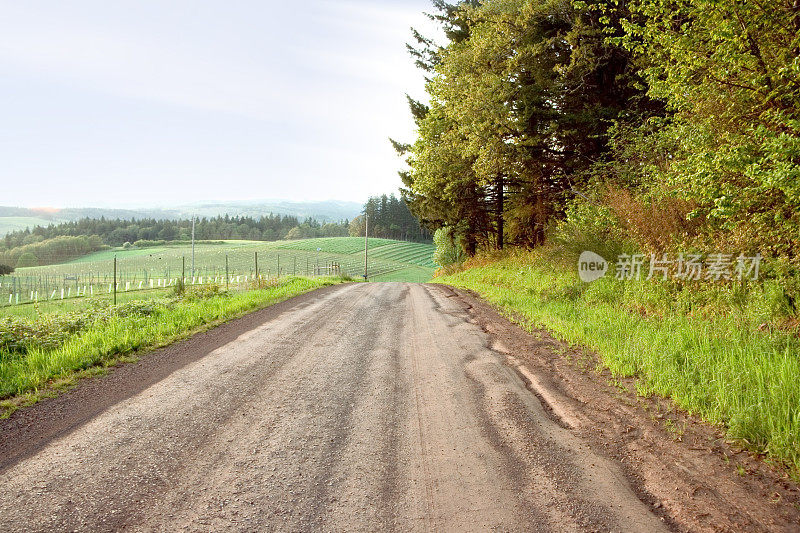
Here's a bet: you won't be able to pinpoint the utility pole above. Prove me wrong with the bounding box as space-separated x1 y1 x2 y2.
363 214 368 281
191 216 196 277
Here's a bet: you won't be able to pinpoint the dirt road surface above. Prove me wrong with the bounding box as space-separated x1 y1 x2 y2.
0 283 797 532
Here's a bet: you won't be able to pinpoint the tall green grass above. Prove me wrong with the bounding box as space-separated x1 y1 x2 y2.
0 277 337 404
437 251 800 475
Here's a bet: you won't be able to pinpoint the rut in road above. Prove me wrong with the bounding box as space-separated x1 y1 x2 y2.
0 283 666 532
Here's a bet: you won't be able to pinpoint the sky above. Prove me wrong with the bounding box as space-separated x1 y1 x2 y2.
0 0 439 208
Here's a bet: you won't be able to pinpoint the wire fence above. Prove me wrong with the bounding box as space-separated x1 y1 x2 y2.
0 252 346 309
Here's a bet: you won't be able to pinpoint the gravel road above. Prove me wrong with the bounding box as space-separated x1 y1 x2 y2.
0 283 669 532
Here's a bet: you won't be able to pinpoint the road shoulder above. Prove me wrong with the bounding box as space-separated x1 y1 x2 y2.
438 284 800 532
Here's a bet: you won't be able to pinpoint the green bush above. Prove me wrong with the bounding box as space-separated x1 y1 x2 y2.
15 252 38 268
133 239 167 248
550 196 633 266
0 236 105 268
182 283 225 301
433 227 465 268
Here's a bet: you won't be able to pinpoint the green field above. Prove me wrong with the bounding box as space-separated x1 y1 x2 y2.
0 237 435 314
0 216 56 236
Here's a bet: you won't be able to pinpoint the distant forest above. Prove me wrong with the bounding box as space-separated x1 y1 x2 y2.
2 213 344 251
0 194 429 268
348 194 431 242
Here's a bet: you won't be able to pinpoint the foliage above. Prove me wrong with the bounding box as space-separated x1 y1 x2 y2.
0 235 105 269
182 283 225 300
0 299 164 358
349 194 431 242
433 227 466 267
172 277 186 297
15 252 38 268
551 195 634 264
133 239 167 248
397 0 798 272
0 264 13 275
398 0 658 252
611 0 800 261
3 214 350 249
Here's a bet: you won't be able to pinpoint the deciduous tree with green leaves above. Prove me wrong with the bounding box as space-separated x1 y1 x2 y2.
615 0 800 259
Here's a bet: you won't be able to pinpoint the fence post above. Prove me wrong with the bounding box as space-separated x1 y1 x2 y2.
254 252 259 282
113 255 117 306
277 255 280 278
225 255 229 291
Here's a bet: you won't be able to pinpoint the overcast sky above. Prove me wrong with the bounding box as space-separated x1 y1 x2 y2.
0 1 437 208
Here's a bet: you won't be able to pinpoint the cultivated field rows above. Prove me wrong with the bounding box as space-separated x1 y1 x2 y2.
0 238 436 310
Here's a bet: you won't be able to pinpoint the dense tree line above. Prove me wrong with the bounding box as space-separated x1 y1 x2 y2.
2 214 350 251
348 194 431 241
396 0 799 268
0 235 106 269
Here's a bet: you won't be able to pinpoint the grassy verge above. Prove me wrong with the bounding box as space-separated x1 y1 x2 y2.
436 250 800 476
0 276 340 416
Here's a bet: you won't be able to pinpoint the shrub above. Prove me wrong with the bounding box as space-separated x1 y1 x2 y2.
249 277 283 290
604 187 703 253
433 227 465 267
133 239 166 248
172 278 186 297
0 264 13 275
15 252 38 268
183 283 225 300
550 196 633 266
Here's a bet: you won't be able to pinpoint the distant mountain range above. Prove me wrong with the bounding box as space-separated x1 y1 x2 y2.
0 200 364 236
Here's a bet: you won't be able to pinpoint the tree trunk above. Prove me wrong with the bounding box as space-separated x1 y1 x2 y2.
466 230 477 256
495 175 504 250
